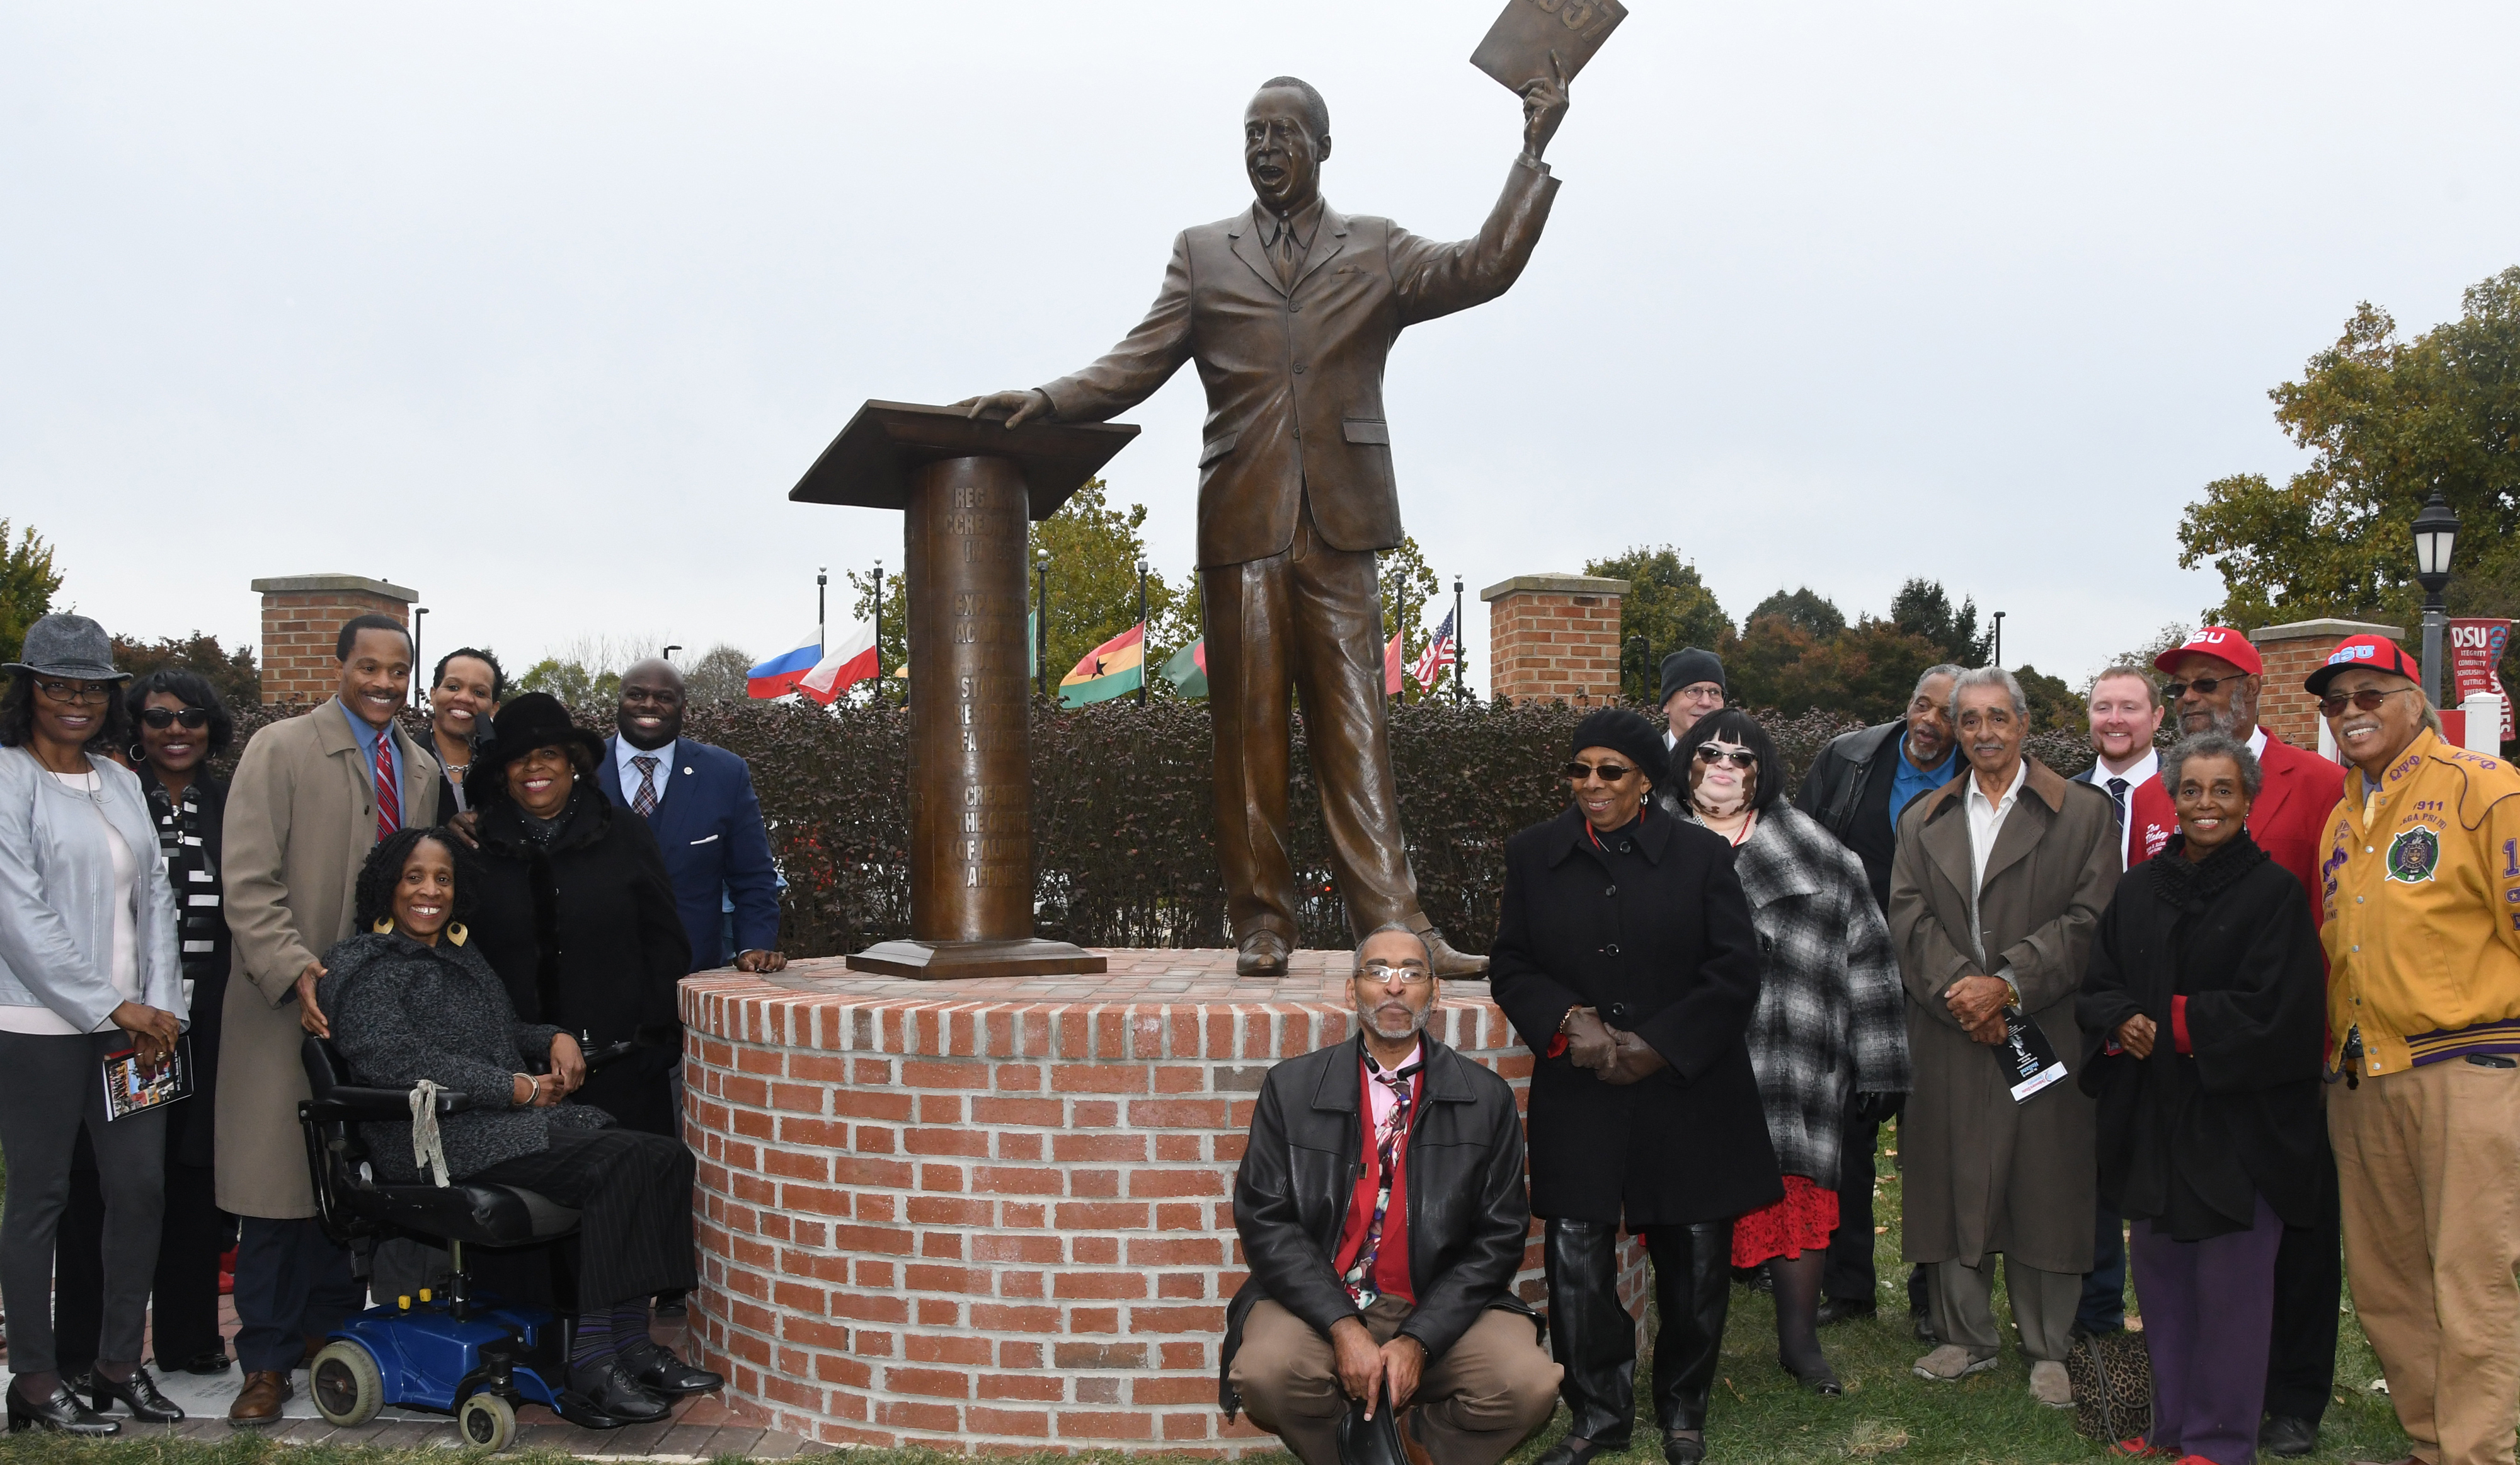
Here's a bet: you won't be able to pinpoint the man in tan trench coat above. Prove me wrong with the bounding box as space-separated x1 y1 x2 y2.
219 613 438 1422
1890 666 2119 1408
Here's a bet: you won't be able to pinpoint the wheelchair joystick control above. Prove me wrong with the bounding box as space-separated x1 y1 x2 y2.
397 1296 411 1311
418 1289 432 1304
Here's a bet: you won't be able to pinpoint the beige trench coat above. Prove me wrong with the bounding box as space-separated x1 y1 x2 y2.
1889 758 2118 1274
217 698 438 1217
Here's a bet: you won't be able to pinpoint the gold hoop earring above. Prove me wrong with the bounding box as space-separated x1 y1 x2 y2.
373 917 394 934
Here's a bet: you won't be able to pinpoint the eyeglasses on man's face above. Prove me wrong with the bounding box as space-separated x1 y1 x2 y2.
1357 962 1433 987
2165 675 2246 701
35 679 112 705
1563 761 1634 783
2320 687 2415 717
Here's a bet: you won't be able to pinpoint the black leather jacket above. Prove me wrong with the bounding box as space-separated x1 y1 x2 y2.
1221 1034 1538 1415
1793 718 1902 842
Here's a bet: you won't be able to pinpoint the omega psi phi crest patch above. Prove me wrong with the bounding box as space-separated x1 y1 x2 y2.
2387 825 2443 884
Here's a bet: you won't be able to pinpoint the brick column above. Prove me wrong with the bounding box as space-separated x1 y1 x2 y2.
2250 618 2406 749
251 574 418 704
1479 573 1629 706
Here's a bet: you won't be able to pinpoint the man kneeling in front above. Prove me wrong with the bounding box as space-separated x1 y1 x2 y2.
1223 925 1562 1465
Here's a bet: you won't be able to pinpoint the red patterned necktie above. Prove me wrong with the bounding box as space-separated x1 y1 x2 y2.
1341 1055 1422 1307
373 731 400 841
632 755 661 817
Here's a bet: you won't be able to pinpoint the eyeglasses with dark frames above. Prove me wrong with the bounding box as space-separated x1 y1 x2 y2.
2165 675 2249 700
2319 687 2417 717
34 680 113 705
139 707 210 730
1692 746 1758 768
1562 761 1634 783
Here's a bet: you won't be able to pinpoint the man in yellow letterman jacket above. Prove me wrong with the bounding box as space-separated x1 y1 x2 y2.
2314 634 2520 1465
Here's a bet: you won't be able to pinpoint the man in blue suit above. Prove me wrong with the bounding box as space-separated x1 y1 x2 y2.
601 659 786 975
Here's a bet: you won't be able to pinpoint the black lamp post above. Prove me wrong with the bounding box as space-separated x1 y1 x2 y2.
411 607 428 709
1135 556 1150 707
1034 550 1052 700
871 560 885 704
2414 490 2463 706
1991 611 2006 667
1452 576 1467 704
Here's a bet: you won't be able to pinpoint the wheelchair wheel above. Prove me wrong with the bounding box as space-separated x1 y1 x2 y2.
459 1391 517 1451
310 1341 384 1427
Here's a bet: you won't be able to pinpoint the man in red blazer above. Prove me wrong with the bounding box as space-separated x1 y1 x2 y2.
2124 625 2345 1459
959 70 1568 979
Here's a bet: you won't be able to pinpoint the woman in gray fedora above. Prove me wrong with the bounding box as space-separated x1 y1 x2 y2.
0 614 188 1433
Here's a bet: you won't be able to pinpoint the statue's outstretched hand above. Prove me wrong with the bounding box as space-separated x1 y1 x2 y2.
1521 49 1571 163
956 389 1053 428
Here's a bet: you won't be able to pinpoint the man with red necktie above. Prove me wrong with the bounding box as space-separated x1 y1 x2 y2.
2121 625 2342 1459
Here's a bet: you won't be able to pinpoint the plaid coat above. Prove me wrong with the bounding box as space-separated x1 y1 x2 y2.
1678 800 1910 1187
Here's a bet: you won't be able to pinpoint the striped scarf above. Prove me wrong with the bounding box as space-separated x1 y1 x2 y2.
147 782 222 984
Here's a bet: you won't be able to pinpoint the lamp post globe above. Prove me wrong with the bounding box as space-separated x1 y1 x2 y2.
2414 490 2463 706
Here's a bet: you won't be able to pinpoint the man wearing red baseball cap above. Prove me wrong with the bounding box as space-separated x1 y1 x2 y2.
2314 632 2520 1465
2121 626 2342 1457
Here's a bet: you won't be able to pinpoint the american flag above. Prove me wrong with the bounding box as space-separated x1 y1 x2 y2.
1408 608 1457 692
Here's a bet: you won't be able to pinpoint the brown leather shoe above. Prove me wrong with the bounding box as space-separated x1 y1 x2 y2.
1395 1408 1434 1465
1235 929 1291 977
1424 929 1489 978
229 1370 291 1426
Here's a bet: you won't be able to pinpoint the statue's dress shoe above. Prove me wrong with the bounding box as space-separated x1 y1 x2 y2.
1424 929 1489 977
1235 929 1291 977
228 1370 292 1425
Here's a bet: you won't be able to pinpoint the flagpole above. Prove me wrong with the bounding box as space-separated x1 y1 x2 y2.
1034 550 1052 701
817 566 828 655
1452 575 1466 705
1135 556 1149 708
872 560 885 706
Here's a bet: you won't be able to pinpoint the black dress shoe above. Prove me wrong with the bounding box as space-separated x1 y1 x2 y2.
2261 1415 2318 1457
568 1357 672 1423
1664 1431 1707 1465
8 1380 120 1435
652 1290 688 1319
1780 1355 1844 1396
1814 1297 1877 1326
164 1349 231 1376
1535 1435 1625 1465
1912 1309 1940 1343
618 1338 723 1397
78 1367 185 1423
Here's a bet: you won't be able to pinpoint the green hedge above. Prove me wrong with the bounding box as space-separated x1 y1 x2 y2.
223 699 2097 958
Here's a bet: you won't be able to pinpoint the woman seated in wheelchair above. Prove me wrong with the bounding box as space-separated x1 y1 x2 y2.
317 827 721 1424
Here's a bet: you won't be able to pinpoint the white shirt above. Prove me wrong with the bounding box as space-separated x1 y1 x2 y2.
0 771 140 1035
2084 748 2160 867
1964 758 2030 895
616 737 678 812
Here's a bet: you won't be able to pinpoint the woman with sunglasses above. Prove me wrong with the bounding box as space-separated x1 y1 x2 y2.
0 616 188 1433
423 647 503 819
1665 710 1909 1397
1491 708 1778 1465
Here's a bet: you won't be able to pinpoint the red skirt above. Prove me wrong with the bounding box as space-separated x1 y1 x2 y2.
1730 1174 1840 1268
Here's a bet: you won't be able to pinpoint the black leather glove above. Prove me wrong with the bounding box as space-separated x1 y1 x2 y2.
1853 1091 1906 1123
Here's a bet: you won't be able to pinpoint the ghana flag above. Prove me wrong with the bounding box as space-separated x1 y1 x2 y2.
1160 638 1208 698
1060 623 1143 706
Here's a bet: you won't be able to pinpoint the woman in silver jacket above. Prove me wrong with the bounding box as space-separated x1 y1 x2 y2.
0 616 187 1434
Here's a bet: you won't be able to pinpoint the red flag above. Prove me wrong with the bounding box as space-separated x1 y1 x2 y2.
1384 629 1405 696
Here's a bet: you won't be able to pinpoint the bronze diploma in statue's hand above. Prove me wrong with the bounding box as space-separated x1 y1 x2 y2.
1521 50 1570 162
1560 1006 1617 1072
956 389 1053 429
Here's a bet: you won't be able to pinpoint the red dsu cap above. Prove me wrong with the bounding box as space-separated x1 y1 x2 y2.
2154 626 2264 678
2305 635 2423 696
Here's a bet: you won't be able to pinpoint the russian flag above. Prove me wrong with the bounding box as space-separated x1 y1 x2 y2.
747 629 825 699
798 620 880 705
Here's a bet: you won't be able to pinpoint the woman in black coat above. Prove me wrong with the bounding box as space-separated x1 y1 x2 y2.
2075 733 2323 1465
1491 709 1780 1465
460 694 691 1137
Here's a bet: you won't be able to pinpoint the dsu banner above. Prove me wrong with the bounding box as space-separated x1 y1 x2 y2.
2448 617 2513 742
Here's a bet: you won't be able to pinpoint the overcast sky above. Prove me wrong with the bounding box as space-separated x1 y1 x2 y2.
8 1 2516 691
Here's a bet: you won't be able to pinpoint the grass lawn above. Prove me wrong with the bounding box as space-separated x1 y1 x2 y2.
0 1134 2412 1464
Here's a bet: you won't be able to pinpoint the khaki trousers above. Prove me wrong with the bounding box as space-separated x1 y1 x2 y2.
1230 1297 1562 1465
2330 1058 2520 1465
1929 1253 2081 1364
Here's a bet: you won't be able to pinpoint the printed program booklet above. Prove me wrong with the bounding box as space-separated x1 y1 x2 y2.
102 1035 193 1120
1997 1008 2068 1102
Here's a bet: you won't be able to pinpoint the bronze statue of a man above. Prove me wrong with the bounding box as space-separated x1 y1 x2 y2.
965 66 1571 977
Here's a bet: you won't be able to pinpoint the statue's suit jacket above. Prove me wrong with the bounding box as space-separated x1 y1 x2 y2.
1038 158 1560 570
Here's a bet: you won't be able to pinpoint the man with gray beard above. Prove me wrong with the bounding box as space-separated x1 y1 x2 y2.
1221 927 1559 1465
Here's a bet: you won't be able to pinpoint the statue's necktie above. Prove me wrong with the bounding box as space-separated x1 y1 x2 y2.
373 735 399 841
1341 1056 1423 1307
633 755 661 817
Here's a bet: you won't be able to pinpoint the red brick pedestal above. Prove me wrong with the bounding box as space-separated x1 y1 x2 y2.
679 951 1642 1455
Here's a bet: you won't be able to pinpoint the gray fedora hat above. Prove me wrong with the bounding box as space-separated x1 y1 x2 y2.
4 613 129 682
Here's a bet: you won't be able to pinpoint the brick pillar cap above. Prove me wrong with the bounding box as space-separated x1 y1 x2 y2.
2249 617 2407 645
251 573 418 602
1480 573 1630 602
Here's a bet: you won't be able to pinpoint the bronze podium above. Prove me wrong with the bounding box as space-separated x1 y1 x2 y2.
789 400 1136 979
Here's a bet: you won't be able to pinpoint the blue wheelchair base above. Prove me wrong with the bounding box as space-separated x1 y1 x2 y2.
318 1296 623 1430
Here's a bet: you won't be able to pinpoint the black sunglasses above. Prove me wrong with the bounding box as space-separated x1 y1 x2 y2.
139 707 210 730
2319 687 2415 716
2164 675 2248 700
1692 746 1758 768
1562 761 1635 783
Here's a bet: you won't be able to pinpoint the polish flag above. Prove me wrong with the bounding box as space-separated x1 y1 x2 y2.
798 620 880 704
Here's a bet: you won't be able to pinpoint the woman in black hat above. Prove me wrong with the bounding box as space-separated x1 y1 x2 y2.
458 693 690 1136
1489 708 1779 1465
